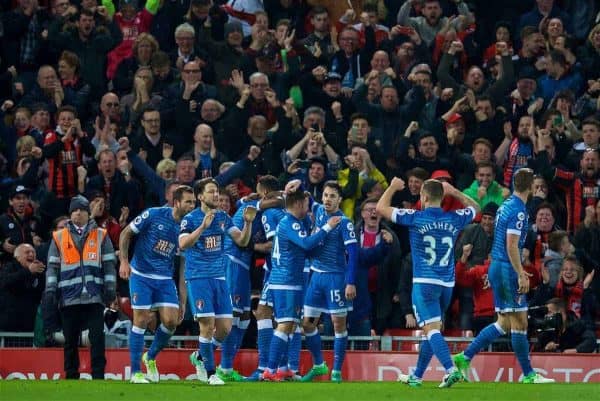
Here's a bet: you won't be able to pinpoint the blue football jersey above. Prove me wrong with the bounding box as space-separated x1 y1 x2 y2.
224 201 261 269
268 214 329 289
129 207 179 279
491 195 529 262
393 206 476 286
260 207 287 279
180 208 235 279
310 203 357 273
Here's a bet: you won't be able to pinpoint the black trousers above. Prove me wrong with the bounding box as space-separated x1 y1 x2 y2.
60 303 106 379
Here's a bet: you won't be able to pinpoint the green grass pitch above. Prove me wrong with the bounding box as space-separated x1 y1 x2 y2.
1 381 599 401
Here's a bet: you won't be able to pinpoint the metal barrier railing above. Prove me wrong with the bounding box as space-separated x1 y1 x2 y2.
1 332 571 352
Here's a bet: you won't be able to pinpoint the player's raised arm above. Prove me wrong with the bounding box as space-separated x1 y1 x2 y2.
376 177 405 221
441 181 481 214
179 210 214 250
231 206 258 247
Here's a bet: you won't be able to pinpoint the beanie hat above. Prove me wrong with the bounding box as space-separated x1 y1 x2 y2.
224 21 243 37
69 195 90 214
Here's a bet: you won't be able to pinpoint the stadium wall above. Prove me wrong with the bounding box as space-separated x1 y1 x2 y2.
1 349 599 382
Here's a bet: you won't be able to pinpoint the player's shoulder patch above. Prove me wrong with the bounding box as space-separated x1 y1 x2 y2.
261 215 267 224
292 222 301 230
346 221 355 231
142 210 150 218
133 215 143 225
397 208 415 215
517 211 526 221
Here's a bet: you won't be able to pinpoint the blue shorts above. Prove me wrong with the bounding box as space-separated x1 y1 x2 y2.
258 280 273 307
225 257 251 313
304 272 352 317
187 278 233 319
488 260 528 313
271 289 303 323
129 273 179 310
411 283 453 327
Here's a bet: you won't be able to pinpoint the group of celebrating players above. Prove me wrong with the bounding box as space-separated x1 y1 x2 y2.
118 167 555 387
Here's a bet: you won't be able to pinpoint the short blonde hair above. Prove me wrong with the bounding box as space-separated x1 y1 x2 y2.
156 158 176 175
133 33 159 57
16 135 36 155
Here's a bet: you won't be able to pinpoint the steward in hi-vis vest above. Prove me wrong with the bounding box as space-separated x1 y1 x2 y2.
44 195 117 379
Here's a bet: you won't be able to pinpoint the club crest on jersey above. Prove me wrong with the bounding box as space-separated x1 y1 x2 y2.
88 240 95 247
158 224 164 230
196 299 204 310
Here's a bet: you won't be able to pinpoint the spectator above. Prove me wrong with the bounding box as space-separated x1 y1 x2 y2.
130 106 174 170
43 195 117 379
462 161 509 209
396 0 471 48
0 185 43 262
524 202 561 270
543 230 575 288
161 59 217 141
41 105 96 219
338 144 387 219
577 23 600 81
48 8 123 99
455 202 498 267
352 198 401 336
192 123 228 179
537 147 600 233
537 50 583 105
19 65 63 115
85 148 141 221
455 244 494 334
495 115 536 189
534 297 597 353
150 50 178 95
57 51 91 120
329 26 376 91
518 0 572 38
113 33 160 96
105 0 158 82
120 66 162 131
301 6 336 66
533 255 596 324
0 243 46 332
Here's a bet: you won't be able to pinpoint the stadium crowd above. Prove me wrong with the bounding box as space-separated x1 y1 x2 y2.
0 0 599 357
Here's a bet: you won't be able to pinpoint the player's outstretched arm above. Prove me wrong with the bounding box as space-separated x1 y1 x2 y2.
376 177 405 221
442 181 481 214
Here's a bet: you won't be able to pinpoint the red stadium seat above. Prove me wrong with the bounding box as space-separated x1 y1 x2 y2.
443 329 474 353
118 297 133 320
383 329 424 351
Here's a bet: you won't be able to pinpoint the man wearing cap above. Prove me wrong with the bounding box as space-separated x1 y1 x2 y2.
0 185 42 262
44 195 117 379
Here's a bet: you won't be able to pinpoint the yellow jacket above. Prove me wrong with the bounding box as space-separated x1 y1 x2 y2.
338 167 388 220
